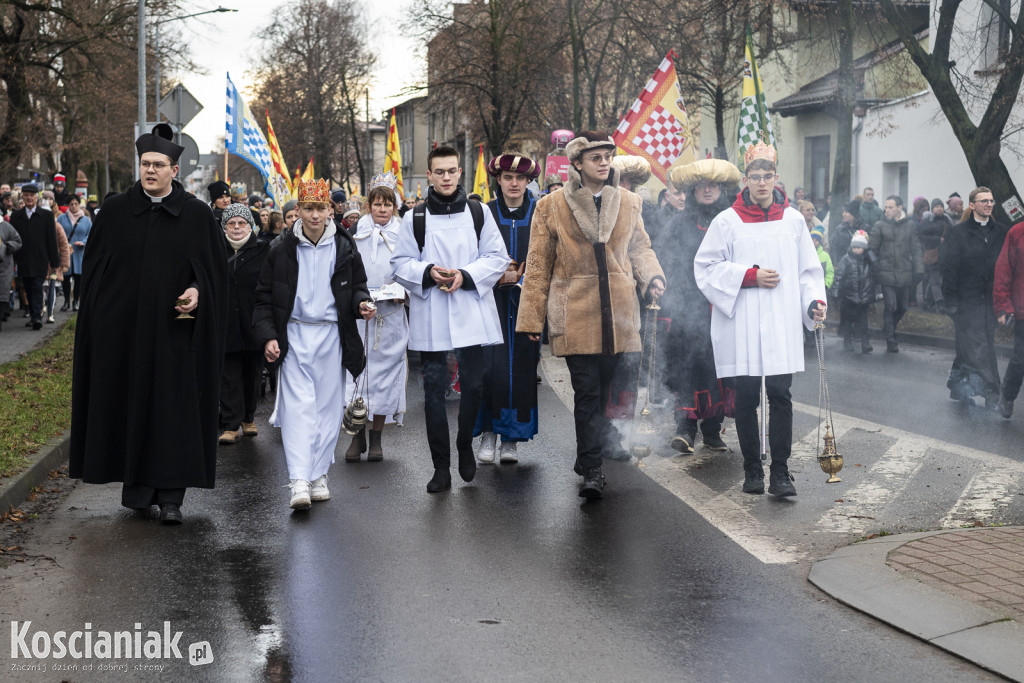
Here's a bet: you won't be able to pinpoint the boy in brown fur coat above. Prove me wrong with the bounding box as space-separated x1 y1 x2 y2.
517 131 665 500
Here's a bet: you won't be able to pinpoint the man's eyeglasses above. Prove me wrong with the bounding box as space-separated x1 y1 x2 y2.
431 168 459 178
746 173 776 184
975 199 996 205
140 161 171 171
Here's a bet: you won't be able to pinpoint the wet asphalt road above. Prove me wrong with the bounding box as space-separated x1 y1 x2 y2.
0 347 1005 682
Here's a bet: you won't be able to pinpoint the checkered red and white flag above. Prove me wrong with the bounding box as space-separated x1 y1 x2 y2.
613 52 696 184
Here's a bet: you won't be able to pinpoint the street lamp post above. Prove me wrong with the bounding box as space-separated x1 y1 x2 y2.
136 5 237 179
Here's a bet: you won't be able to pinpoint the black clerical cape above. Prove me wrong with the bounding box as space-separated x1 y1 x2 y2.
69 180 228 489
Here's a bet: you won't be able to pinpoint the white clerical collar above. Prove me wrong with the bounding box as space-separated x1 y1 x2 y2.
978 217 989 226
145 187 173 203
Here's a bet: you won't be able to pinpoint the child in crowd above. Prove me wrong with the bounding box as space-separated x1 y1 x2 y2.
833 230 875 353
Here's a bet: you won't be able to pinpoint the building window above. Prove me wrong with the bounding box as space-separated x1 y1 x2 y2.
982 0 1012 67
882 161 909 205
803 135 830 206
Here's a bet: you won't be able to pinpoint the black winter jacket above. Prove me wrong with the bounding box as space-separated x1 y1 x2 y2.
918 212 951 252
868 214 923 287
833 250 876 305
224 233 269 353
941 216 1008 308
252 225 370 379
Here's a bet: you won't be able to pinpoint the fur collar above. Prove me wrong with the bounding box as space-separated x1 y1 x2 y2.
563 165 621 243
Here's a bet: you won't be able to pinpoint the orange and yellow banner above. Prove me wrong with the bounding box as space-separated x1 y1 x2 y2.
473 145 491 203
384 109 404 198
265 110 292 196
301 156 315 182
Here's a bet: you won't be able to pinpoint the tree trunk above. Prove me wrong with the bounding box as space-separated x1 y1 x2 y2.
829 0 855 235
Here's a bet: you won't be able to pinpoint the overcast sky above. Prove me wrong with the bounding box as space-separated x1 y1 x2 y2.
160 0 422 153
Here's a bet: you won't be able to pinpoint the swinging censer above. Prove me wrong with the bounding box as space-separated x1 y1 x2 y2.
814 321 843 483
630 294 662 468
343 302 375 435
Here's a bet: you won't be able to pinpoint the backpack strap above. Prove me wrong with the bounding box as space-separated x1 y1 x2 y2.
413 204 427 253
414 200 483 254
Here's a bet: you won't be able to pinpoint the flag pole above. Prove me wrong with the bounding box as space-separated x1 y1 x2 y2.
224 148 229 183
746 25 768 141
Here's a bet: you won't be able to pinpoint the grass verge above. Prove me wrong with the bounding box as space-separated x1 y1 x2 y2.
0 318 75 478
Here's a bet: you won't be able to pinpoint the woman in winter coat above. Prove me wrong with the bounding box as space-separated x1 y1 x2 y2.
44 210 70 323
342 176 409 462
0 218 21 333
57 195 91 311
217 204 270 444
918 198 952 312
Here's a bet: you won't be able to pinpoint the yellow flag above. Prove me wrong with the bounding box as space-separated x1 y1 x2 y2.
384 109 405 198
473 145 491 203
301 156 315 182
265 111 292 196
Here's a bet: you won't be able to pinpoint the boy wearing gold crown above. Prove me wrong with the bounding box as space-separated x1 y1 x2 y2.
253 178 376 510
694 141 826 497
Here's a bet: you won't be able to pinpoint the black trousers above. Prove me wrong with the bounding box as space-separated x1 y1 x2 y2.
565 353 620 471
21 275 43 324
61 273 81 305
421 346 485 470
1003 323 1024 401
220 350 263 430
881 285 910 342
841 301 869 342
733 374 793 473
121 484 185 509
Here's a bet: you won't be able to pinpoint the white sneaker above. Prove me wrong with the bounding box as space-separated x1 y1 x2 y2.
310 475 330 501
288 479 311 510
499 440 518 463
478 432 496 463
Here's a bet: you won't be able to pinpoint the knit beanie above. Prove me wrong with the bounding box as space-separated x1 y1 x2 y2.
850 229 869 249
931 198 944 210
221 202 255 230
282 199 297 215
810 225 825 244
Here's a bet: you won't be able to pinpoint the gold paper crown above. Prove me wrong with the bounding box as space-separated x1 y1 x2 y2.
296 178 330 203
744 140 777 168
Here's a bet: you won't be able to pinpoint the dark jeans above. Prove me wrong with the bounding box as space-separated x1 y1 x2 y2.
1003 323 1024 401
881 285 910 342
565 353 620 471
733 374 793 473
421 346 485 470
21 275 43 324
841 301 869 342
121 484 185 509
61 273 81 306
220 350 263 430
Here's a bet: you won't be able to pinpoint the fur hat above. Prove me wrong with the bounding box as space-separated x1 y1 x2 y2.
487 152 539 179
208 180 230 201
810 225 825 244
565 130 616 162
850 229 869 249
611 156 652 187
221 202 255 230
669 159 741 191
545 174 564 188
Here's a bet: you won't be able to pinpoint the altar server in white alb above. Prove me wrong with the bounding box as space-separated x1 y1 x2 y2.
694 141 826 499
343 171 409 462
253 178 375 511
391 145 510 494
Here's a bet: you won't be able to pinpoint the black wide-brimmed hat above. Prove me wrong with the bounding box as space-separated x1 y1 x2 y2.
135 123 183 162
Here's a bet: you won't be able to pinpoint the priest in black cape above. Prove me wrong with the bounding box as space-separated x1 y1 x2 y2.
473 152 541 464
69 124 228 524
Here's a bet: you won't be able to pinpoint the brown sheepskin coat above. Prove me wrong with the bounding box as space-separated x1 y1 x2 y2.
516 166 664 356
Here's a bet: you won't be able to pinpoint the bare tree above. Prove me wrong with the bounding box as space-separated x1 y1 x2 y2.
878 0 1024 222
251 0 375 189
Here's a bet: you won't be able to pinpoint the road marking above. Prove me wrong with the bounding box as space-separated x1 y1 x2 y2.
540 353 1024 564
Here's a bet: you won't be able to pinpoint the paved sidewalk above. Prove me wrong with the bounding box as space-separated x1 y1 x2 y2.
811 527 1024 681
0 300 75 365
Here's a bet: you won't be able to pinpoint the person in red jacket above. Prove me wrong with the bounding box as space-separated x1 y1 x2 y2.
994 220 1024 418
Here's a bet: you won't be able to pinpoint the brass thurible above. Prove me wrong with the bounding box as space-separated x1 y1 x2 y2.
175 298 194 320
817 426 843 483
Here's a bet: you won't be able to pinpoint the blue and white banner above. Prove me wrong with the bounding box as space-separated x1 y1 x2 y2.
225 73 280 205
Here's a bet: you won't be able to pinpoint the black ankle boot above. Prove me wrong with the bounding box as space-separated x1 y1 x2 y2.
671 419 698 454
367 430 383 461
579 466 605 500
742 463 765 494
768 469 797 497
427 469 451 493
345 426 366 461
457 446 476 482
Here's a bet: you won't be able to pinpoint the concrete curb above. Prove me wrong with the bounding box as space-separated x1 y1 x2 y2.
809 529 1024 681
0 433 70 513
